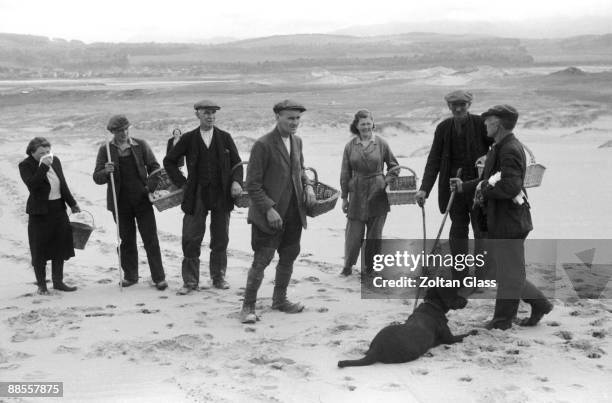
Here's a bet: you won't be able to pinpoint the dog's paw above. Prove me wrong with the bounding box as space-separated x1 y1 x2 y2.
469 329 479 336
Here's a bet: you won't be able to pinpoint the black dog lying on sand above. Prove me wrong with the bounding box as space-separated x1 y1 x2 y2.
338 287 477 367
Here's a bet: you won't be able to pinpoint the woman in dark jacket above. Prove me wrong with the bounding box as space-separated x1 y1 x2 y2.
166 128 185 168
18 137 80 295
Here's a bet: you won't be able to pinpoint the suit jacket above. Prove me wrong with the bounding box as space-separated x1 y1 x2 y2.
246 127 311 234
93 137 159 213
463 133 532 238
19 155 77 215
163 126 242 215
420 114 491 213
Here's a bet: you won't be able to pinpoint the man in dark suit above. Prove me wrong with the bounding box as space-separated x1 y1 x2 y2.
450 105 553 330
416 91 492 288
164 100 243 294
239 100 316 324
93 115 167 290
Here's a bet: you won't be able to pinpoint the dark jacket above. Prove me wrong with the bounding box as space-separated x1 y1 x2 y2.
463 133 532 238
246 128 312 234
93 138 160 213
420 114 491 213
19 156 77 215
163 126 242 215
166 137 185 167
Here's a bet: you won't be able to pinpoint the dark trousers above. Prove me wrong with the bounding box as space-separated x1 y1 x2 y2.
448 190 484 283
181 191 230 287
243 195 302 306
113 202 165 283
489 234 550 321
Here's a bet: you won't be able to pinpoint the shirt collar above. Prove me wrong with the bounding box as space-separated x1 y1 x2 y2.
355 133 377 145
200 126 214 135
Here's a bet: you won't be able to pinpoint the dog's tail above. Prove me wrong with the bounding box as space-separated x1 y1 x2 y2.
337 353 377 368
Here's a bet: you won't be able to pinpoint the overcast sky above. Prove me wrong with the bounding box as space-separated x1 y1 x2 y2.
1 0 611 42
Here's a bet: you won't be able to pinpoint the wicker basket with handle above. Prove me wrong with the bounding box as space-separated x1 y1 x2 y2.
304 167 340 217
148 168 184 212
385 165 418 205
522 144 546 188
232 161 250 208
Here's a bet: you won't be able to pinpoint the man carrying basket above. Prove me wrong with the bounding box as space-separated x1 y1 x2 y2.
164 100 243 294
93 115 167 290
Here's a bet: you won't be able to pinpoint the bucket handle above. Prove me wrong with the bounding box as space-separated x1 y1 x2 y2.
69 209 95 228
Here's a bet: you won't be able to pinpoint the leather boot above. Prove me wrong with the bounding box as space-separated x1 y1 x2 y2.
212 267 230 289
520 299 553 326
485 299 519 330
271 262 303 313
34 263 49 294
51 260 77 292
340 266 352 276
239 303 258 324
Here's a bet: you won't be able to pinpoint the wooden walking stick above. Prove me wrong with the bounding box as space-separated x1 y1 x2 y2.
105 132 123 291
413 168 462 310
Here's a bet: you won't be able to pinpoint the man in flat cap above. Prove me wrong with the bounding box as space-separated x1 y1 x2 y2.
415 90 492 293
164 100 243 294
93 115 167 290
239 100 316 324
450 105 553 330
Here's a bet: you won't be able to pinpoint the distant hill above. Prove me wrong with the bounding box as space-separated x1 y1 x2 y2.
1 31 610 79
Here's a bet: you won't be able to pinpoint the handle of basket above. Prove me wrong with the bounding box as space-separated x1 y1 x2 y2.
386 165 418 180
303 167 318 183
231 161 248 178
522 144 536 164
69 209 95 228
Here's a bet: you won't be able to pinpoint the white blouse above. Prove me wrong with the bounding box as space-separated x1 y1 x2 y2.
46 166 61 200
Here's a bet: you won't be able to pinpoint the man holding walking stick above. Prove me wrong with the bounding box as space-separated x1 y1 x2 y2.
93 115 168 291
415 91 492 292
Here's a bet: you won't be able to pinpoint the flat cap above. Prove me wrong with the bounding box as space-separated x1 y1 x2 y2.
193 99 221 110
481 104 519 122
444 90 473 104
273 99 306 114
107 114 130 132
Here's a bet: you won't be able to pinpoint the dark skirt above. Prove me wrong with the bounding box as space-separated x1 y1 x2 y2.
28 199 75 266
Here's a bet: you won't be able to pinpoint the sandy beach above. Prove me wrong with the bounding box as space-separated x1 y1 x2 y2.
1 66 611 402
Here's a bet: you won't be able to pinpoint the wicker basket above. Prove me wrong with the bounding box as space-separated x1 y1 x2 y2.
232 161 250 208
522 144 546 188
385 165 418 205
304 167 340 217
148 168 184 212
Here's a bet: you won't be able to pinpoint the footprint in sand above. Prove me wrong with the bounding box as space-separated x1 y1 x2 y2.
303 276 320 282
97 278 112 284
592 330 606 339
546 321 560 327
159 295 168 299
555 330 573 340
141 308 160 314
536 376 549 382
459 376 472 382
317 307 329 313
135 303 145 307
317 288 327 292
